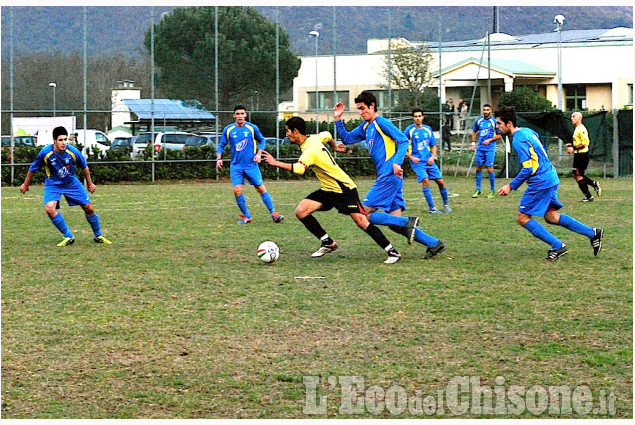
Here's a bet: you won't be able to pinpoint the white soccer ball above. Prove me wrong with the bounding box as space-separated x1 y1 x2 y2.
257 241 279 263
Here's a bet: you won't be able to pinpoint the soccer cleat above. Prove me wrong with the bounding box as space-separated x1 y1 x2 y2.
404 216 420 245
311 241 338 258
488 190 495 199
471 190 481 198
428 208 443 214
384 248 402 264
581 196 594 202
590 227 604 256
422 240 446 259
56 237 75 247
271 212 284 223
94 235 112 244
594 181 603 197
444 205 452 213
237 215 253 224
545 244 568 261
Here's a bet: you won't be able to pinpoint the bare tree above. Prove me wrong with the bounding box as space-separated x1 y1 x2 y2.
382 44 434 110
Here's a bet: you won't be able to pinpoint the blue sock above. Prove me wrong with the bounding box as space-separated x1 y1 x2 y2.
422 187 435 210
523 219 563 249
557 214 595 238
51 213 73 238
260 191 275 214
235 194 251 218
489 172 496 191
439 187 449 205
475 171 482 191
369 212 409 227
86 213 102 237
414 228 439 247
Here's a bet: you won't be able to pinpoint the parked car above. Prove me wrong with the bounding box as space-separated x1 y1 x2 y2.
130 132 153 159
263 137 290 150
184 134 218 148
74 129 111 156
153 131 192 152
2 135 37 160
111 136 134 152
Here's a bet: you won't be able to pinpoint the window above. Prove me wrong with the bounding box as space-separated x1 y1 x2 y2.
628 84 633 106
307 91 349 110
565 85 586 110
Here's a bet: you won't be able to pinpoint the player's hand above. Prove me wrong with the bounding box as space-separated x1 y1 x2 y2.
333 143 347 153
393 163 403 178
216 159 223 169
262 151 276 165
498 184 511 196
483 139 490 145
334 102 345 120
253 154 262 164
567 147 574 154
471 144 476 151
87 183 96 193
410 157 420 164
19 183 28 194
427 157 435 165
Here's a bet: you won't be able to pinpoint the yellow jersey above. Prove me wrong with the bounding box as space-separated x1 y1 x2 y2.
572 124 590 153
292 131 356 193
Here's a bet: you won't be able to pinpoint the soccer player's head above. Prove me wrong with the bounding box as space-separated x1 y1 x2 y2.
233 105 247 124
412 108 424 124
494 106 517 135
285 116 307 143
52 126 69 151
354 91 378 121
483 104 492 118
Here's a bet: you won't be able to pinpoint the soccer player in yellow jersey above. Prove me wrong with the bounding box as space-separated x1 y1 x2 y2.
567 112 602 202
262 116 402 264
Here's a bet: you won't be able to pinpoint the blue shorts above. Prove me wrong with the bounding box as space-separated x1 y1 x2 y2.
230 164 264 187
43 178 91 207
475 149 496 167
411 161 443 183
362 173 406 213
519 184 564 217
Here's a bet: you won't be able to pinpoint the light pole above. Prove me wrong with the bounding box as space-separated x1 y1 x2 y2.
309 30 319 133
554 14 565 111
48 82 57 117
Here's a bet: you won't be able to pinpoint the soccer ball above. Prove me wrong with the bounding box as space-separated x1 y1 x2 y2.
257 241 279 263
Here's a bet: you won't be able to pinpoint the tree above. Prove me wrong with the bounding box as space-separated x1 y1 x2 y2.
146 7 301 113
382 43 434 111
497 86 555 112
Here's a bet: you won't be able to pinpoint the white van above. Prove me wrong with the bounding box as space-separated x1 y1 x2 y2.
74 129 111 156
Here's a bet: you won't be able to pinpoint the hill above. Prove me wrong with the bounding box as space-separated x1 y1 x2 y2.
1 6 632 58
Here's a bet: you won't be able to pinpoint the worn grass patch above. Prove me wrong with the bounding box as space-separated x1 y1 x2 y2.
1 176 632 418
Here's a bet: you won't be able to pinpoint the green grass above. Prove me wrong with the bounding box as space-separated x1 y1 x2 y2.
1 176 632 418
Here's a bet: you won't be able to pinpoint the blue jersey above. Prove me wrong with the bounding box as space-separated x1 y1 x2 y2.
28 144 87 186
404 124 436 163
216 122 265 166
335 116 409 178
510 127 559 190
473 116 499 151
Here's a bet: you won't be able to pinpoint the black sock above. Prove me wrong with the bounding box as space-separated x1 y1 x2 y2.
299 215 329 241
583 175 596 187
388 224 409 237
362 224 391 250
577 180 592 197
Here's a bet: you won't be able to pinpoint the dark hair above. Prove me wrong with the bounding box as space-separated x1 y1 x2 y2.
233 104 247 113
494 106 517 127
285 116 307 135
354 90 377 111
412 108 424 116
52 126 68 140
483 104 492 109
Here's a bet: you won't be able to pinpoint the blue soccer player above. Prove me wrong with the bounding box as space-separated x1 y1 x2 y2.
334 91 445 260
471 104 501 199
495 106 603 261
404 108 451 214
216 105 283 225
19 126 112 247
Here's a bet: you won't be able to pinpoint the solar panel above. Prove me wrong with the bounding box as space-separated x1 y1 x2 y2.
122 99 216 120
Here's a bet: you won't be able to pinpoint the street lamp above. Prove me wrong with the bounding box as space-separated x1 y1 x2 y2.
48 82 57 117
309 30 320 133
554 14 565 111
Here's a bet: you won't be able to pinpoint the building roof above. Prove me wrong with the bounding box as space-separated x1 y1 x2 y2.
123 99 216 121
433 57 556 79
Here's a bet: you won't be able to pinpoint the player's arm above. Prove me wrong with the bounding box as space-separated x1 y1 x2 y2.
82 166 97 193
20 150 45 193
471 126 478 149
262 151 293 172
507 142 534 191
429 144 437 165
216 130 229 168
382 120 409 167
20 171 35 193
254 125 266 163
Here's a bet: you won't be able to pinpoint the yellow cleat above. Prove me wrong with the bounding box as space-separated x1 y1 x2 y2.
57 237 75 247
94 235 112 244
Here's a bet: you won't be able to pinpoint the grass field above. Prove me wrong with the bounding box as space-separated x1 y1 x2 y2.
1 176 632 418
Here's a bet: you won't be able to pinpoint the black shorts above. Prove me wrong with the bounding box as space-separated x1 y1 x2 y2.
573 152 590 175
305 188 365 215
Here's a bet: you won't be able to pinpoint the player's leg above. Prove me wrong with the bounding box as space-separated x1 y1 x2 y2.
544 198 602 256
297 192 337 257
517 186 567 260
473 154 483 197
363 176 418 238
249 167 283 223
63 180 111 244
421 178 439 213
230 167 252 223
350 212 401 264
43 186 74 245
429 164 450 213
573 154 594 201
486 157 496 198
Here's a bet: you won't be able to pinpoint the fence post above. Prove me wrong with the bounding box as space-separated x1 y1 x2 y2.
612 108 619 178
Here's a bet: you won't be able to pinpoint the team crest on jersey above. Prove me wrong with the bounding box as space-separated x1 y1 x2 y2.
235 139 249 151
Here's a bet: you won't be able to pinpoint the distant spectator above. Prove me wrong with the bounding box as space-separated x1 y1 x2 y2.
442 120 453 152
459 101 469 130
445 98 455 129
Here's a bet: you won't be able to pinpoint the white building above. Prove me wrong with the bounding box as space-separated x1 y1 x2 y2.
293 27 633 123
